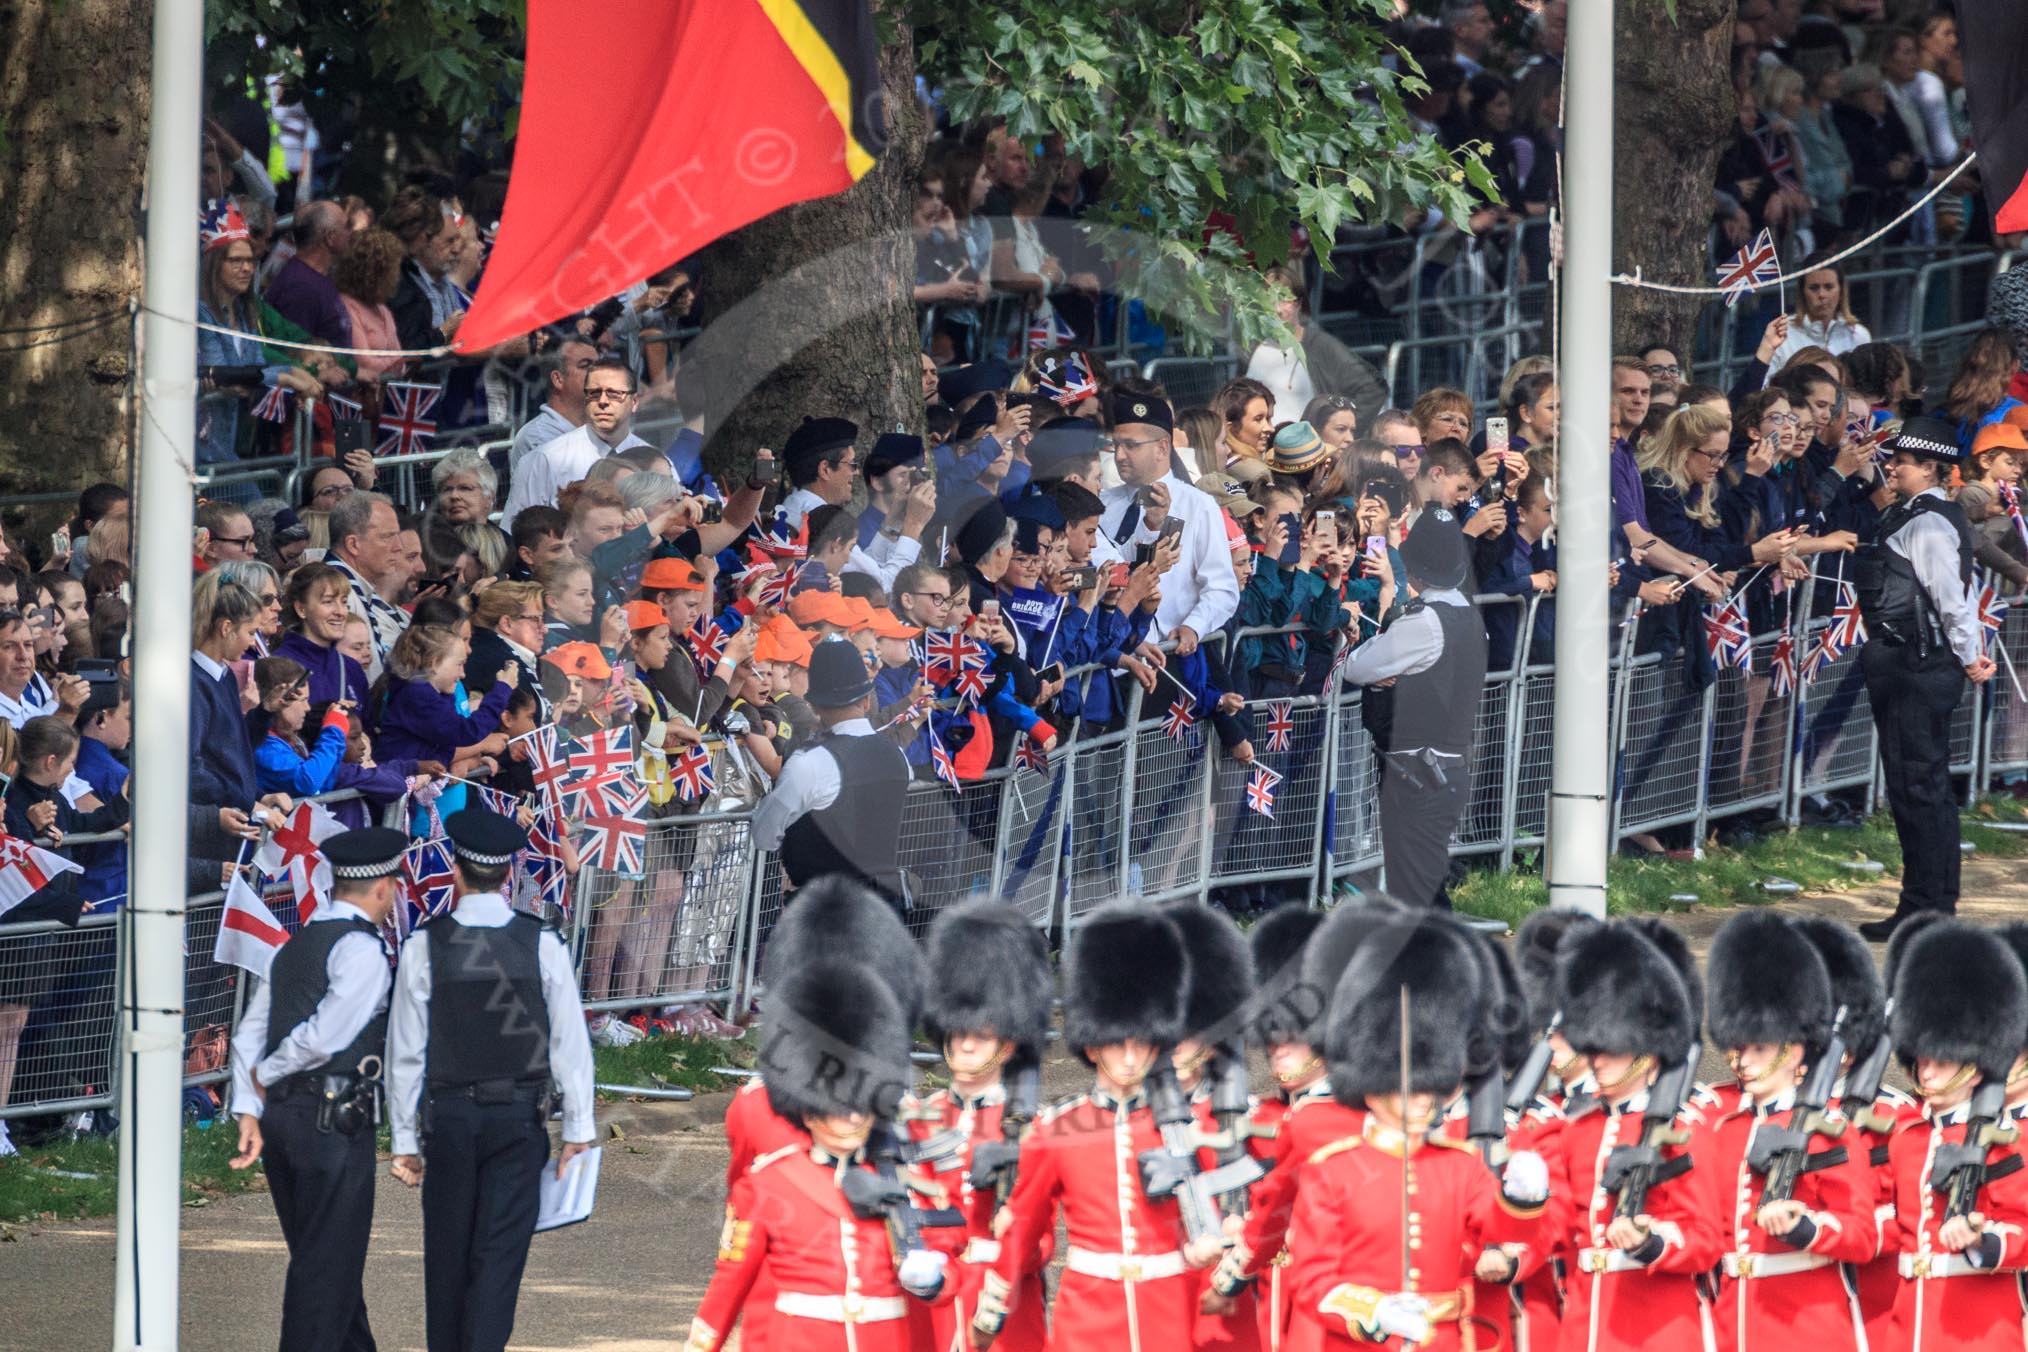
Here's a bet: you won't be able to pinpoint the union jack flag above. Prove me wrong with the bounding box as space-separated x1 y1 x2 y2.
1974 577 2010 652
949 663 991 706
325 391 363 423
1244 763 1283 818
1036 351 1098 407
741 556 795 608
475 786 523 821
1163 694 1196 742
518 726 572 807
687 618 728 674
1800 634 1839 683
1263 700 1295 753
756 518 807 562
1769 631 1797 697
1757 128 1802 193
375 382 440 457
250 384 290 423
924 629 989 681
1702 600 1753 672
578 814 646 876
1014 736 1050 774
670 743 715 801
396 835 457 935
929 725 961 793
1827 581 1868 649
1716 228 1780 308
564 725 643 818
520 801 571 916
2001 483 2028 555
1024 309 1076 352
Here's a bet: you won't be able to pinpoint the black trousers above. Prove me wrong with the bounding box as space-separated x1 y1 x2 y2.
1860 639 1966 915
421 1092 549 1352
1379 753 1471 909
263 1094 377 1352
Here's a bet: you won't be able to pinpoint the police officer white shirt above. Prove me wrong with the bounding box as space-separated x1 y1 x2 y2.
1889 487 1981 667
384 891 596 1157
1336 587 1471 684
1098 473 1240 642
227 898 392 1121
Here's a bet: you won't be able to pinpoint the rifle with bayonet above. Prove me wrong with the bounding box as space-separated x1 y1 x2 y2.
1601 1041 1699 1221
1466 1063 1509 1169
842 1116 969 1259
1932 1079 2024 1224
1137 1060 1267 1246
967 1061 1039 1204
1843 1001 1897 1134
1506 1012 1562 1114
1746 1005 1851 1203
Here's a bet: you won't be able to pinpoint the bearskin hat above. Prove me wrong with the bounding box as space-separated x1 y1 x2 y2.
1706 910 1834 1053
1791 914 1889 1061
762 875 927 1023
1557 921 1695 1061
1883 910 1947 991
1628 916 1702 1036
1515 908 1599 1034
1326 914 1488 1105
1250 906 1324 1045
1990 923 2028 1060
1479 930 1535 1073
1300 898 1410 1044
761 958 914 1124
921 899 1054 1061
1889 920 2028 1080
1063 902 1189 1056
1165 902 1255 1048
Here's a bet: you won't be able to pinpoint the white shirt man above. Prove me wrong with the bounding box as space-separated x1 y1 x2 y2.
1097 395 1239 651
500 359 647 529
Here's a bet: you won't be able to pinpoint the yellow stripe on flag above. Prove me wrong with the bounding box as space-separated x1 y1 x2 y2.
754 0 877 181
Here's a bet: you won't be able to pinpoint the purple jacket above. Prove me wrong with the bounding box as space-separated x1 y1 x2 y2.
327 757 420 830
274 631 370 707
374 675 511 765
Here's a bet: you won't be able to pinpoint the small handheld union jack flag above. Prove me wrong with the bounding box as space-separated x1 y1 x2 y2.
578 814 646 876
520 801 571 916
2001 483 2028 555
686 618 728 674
564 725 643 819
325 390 363 423
1716 228 1780 308
1244 763 1283 818
1768 631 1797 698
250 383 291 423
1800 631 1839 684
1014 736 1049 774
517 726 571 807
375 382 440 457
1023 308 1075 352
1162 695 1196 742
670 743 715 802
924 629 988 682
929 725 961 794
1702 600 1753 673
1973 576 2010 653
1263 700 1295 754
950 663 991 706
1828 581 1868 649
396 835 457 935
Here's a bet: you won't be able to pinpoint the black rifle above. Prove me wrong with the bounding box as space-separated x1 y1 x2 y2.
1601 1042 1698 1221
1843 1003 1897 1134
1137 1062 1265 1246
1745 1006 1851 1204
967 1062 1039 1204
842 1117 967 1259
1505 1013 1563 1114
1467 1063 1510 1169
1207 1050 1263 1217
1932 1079 2024 1223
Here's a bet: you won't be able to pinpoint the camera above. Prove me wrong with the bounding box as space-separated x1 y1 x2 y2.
696 499 725 525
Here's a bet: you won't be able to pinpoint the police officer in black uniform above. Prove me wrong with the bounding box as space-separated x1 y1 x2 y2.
227 825 406 1352
751 638 914 909
386 808 596 1352
1853 415 1995 940
1336 507 1487 908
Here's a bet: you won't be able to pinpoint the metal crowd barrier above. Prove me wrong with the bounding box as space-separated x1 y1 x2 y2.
12 587 2028 1121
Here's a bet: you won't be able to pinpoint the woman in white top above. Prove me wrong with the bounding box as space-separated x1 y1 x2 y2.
1245 265 1315 422
1768 260 1873 370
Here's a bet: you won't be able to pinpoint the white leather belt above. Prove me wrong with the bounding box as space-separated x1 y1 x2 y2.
774 1291 909 1322
1722 1250 1833 1279
961 1238 1002 1264
1064 1246 1188 1281
1900 1253 1990 1280
1577 1247 1650 1275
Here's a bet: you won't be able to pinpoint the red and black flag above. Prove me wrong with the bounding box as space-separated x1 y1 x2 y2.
1960 0 2028 233
456 0 885 352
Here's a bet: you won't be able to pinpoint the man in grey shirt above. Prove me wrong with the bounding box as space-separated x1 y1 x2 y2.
507 337 597 476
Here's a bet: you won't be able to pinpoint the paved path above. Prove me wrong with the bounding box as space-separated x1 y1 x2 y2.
4 852 2026 1349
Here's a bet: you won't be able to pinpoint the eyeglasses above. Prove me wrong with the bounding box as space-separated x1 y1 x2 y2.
1761 412 1801 427
1647 363 1683 379
1113 435 1167 454
1394 444 1425 458
1690 448 1729 464
258 592 280 606
585 387 634 404
211 535 255 549
909 591 953 605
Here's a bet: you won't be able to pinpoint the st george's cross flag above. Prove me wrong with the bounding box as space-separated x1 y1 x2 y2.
213 869 291 978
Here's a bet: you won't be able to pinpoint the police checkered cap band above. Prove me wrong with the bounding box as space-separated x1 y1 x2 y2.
1894 433 1958 458
451 845 515 866
332 860 402 880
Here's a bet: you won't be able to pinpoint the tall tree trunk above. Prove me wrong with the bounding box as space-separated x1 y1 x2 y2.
0 0 146 512
1614 0 1737 357
685 29 925 480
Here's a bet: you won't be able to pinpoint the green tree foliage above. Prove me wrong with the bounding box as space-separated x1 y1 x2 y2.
912 0 1496 348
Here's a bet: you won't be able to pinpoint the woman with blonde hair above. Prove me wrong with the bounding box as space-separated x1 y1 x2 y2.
1639 403 1795 571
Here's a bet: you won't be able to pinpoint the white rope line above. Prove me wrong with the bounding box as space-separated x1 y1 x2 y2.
143 305 455 359
1610 151 1977 296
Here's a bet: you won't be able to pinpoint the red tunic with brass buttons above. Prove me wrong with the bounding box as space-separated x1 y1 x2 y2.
1553 1096 1723 1352
1440 1097 1571 1352
1238 1088 1367 1352
1881 1103 2028 1352
1180 1093 1279 1352
720 1078 812 1352
1701 1095 1878 1352
1842 1086 1922 1350
686 1144 953 1352
990 1090 1202 1352
908 1086 1049 1352
1285 1123 1547 1351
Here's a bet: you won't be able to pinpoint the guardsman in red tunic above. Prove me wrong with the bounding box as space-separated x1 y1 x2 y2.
975 903 1226 1352
1786 914 1916 1350
1285 912 1551 1351
688 959 953 1352
1700 910 1879 1352
726 876 931 1352
1551 921 1723 1352
913 898 1056 1352
1880 920 2028 1352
